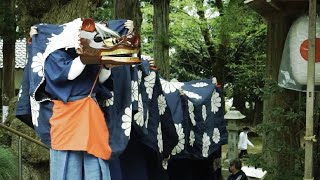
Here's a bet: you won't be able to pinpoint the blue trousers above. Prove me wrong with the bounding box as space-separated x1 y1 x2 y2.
50 149 111 180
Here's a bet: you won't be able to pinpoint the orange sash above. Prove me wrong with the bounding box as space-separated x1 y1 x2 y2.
50 97 111 160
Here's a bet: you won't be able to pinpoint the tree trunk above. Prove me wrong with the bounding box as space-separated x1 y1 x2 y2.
2 0 16 123
263 17 301 179
253 100 263 125
41 0 100 24
153 0 170 79
16 0 102 28
232 94 246 115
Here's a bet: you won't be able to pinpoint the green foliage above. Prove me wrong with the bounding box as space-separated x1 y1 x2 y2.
0 1 16 37
0 97 18 147
223 0 267 103
0 146 18 180
168 0 218 80
93 1 114 21
140 2 154 56
8 96 19 124
254 105 305 179
0 124 12 147
260 78 284 100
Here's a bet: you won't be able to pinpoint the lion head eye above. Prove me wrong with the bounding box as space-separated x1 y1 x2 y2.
93 34 103 42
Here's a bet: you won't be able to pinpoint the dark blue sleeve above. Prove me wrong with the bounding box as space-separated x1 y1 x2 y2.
15 44 33 128
140 57 151 76
44 50 74 102
44 50 72 83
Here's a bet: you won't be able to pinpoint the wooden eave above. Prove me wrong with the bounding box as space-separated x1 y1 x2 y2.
244 0 309 20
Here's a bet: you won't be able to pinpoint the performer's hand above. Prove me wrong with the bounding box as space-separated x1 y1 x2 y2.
124 20 134 34
148 58 155 67
142 55 155 67
29 26 38 37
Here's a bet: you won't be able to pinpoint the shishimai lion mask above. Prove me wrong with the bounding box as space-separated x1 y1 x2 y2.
29 18 141 65
78 18 141 65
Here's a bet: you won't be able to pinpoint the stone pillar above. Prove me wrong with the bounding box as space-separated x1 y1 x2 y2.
224 107 245 161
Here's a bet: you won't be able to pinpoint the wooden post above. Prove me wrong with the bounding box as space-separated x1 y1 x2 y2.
304 0 317 179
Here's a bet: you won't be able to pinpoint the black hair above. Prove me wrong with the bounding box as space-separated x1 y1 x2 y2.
243 127 250 131
229 158 242 170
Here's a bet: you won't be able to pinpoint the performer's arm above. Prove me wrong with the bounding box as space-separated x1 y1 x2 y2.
238 132 244 149
247 138 254 147
68 57 86 80
99 67 111 83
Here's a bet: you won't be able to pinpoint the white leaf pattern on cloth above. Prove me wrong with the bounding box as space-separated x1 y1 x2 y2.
31 52 44 77
184 90 202 100
157 94 167 115
160 78 184 94
105 91 114 107
121 106 132 137
138 70 142 84
202 105 207 121
211 91 221 114
133 94 144 127
144 71 156 99
189 130 195 147
188 100 196 126
171 124 185 155
30 97 39 127
202 132 211 157
212 128 221 144
44 19 82 57
192 82 208 87
131 81 138 102
162 156 170 170
157 123 163 153
171 81 184 90
17 87 22 101
145 110 149 128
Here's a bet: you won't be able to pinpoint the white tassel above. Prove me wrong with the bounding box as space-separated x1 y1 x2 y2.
95 23 120 39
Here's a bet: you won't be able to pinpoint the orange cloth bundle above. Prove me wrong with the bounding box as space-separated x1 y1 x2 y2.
50 97 111 160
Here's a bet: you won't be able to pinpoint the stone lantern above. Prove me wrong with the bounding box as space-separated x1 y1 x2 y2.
224 107 245 161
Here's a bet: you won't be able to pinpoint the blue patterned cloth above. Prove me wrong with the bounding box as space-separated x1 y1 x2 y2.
15 18 227 165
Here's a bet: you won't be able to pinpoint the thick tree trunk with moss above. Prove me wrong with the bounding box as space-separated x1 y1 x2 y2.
17 0 102 27
41 0 100 23
153 0 170 79
1 0 16 123
263 17 302 179
2 37 15 122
